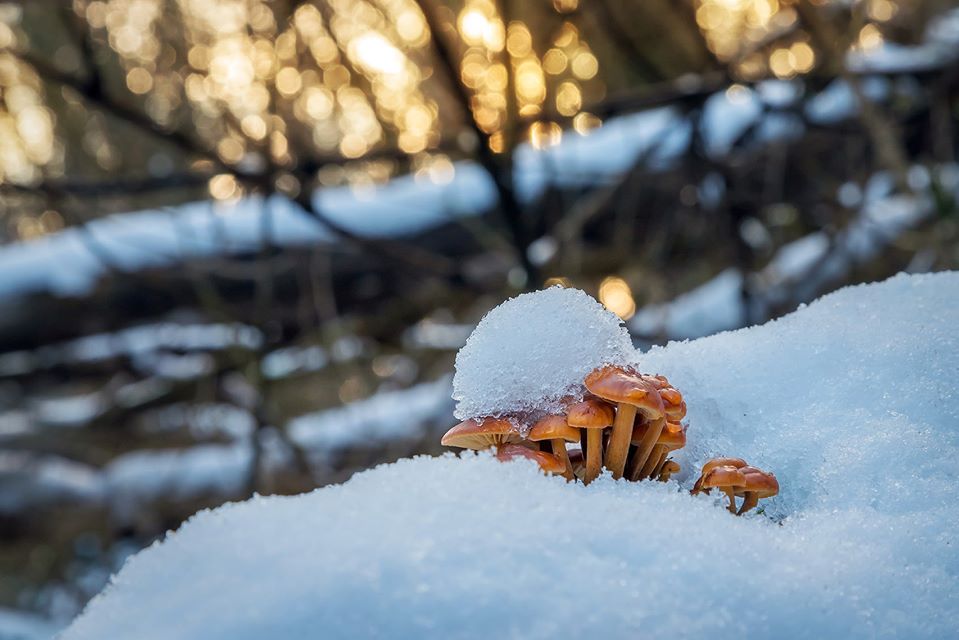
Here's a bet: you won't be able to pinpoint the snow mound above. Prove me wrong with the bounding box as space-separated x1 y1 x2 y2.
63 273 959 639
452 286 634 420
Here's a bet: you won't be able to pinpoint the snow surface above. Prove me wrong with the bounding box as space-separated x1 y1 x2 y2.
62 272 959 639
452 287 633 420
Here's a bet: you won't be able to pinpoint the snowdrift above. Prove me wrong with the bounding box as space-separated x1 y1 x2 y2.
62 272 959 639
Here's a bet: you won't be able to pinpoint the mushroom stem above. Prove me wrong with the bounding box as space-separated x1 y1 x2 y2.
738 492 759 515
630 417 665 482
651 450 669 479
625 442 651 481
584 428 603 484
637 444 666 481
722 487 738 514
604 403 636 479
550 438 574 482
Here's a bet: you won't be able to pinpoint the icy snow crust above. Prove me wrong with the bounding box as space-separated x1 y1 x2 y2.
452 286 634 421
63 273 959 639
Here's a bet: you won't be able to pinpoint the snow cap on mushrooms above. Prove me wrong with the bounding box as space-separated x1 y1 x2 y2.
452 287 634 420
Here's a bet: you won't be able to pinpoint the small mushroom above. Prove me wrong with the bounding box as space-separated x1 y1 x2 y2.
735 466 779 515
650 422 687 478
566 397 614 485
697 466 747 513
495 443 566 475
690 457 748 495
441 417 524 451
641 374 687 421
529 415 580 481
584 365 664 479
658 460 681 482
627 420 686 481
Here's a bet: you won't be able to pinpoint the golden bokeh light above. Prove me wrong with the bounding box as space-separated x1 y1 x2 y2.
544 276 572 288
126 67 154 94
208 173 239 200
695 0 790 62
857 23 884 50
572 112 602 135
0 0 608 220
598 276 636 320
529 121 562 149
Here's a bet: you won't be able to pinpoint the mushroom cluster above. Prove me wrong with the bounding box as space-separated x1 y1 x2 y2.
690 457 779 515
441 364 688 486
442 362 782 517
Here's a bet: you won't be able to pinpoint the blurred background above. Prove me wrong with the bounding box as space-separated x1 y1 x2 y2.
0 0 957 635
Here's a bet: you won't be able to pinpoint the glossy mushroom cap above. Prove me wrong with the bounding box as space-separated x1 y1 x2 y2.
495 444 566 474
691 457 748 494
529 415 580 443
701 457 748 474
641 374 686 420
566 397 615 429
441 417 523 450
700 466 747 492
659 460 681 481
584 366 665 419
630 420 686 448
738 466 780 498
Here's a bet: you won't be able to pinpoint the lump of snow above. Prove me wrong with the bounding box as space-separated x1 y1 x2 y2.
62 272 959 639
452 287 634 420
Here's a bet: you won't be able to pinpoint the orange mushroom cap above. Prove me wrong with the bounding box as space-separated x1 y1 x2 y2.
691 458 749 495
737 466 780 498
584 365 665 419
701 457 748 475
441 417 524 450
640 374 686 420
529 414 580 443
566 397 615 429
659 460 681 480
700 466 747 491
495 444 566 474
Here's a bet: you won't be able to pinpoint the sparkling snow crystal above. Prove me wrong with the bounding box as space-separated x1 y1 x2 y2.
62 273 959 639
452 286 634 420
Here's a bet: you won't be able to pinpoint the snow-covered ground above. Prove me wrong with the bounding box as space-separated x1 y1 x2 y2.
60 271 959 639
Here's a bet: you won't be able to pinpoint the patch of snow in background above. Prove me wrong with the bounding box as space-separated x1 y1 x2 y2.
847 7 959 73
804 77 889 124
452 287 633 420
0 607 62 640
0 452 105 514
630 267 744 339
630 170 947 340
103 443 251 521
288 376 452 459
0 108 686 302
701 87 763 157
513 108 690 199
61 272 959 638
